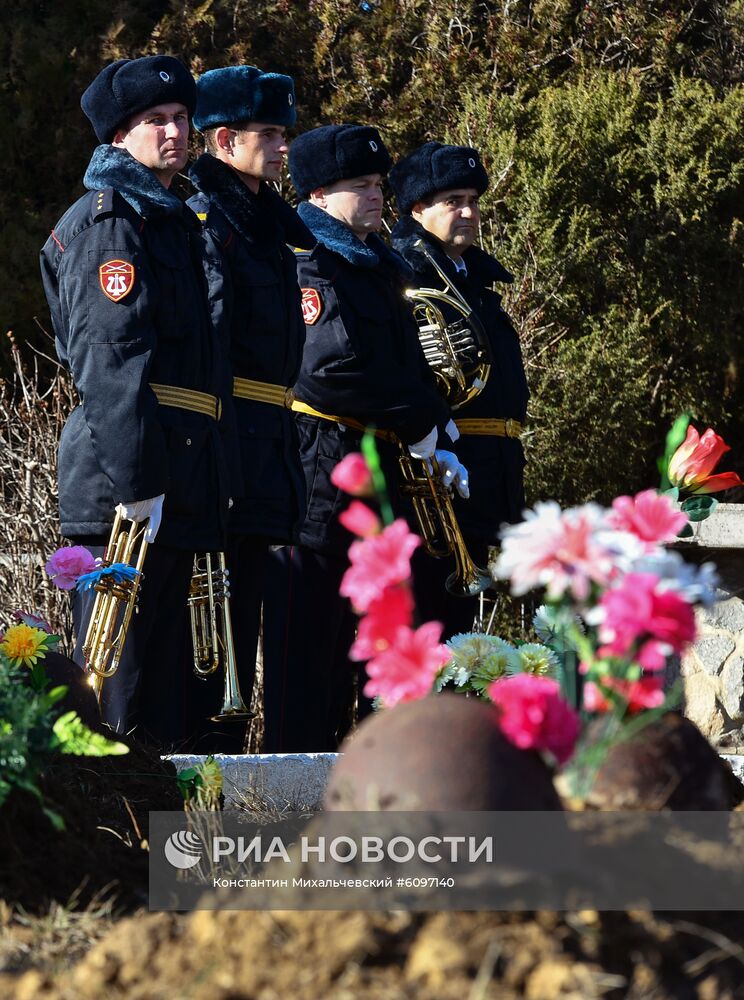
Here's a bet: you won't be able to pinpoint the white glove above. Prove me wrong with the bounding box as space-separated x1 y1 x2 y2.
116 494 165 543
407 425 438 461
433 451 470 499
444 418 460 443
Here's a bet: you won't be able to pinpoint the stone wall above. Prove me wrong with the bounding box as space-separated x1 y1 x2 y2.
675 505 744 747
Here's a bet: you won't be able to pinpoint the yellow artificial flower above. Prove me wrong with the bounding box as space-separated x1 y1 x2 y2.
197 756 224 801
0 623 50 668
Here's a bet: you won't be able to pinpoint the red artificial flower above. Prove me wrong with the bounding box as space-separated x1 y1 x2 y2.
668 426 743 494
606 489 688 546
349 585 414 661
583 675 665 714
340 519 421 612
488 674 580 765
363 620 450 707
338 500 381 538
330 453 374 496
597 572 697 671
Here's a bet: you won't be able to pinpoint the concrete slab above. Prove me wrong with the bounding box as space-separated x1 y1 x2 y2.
168 751 744 811
677 503 744 549
166 752 339 811
720 753 744 783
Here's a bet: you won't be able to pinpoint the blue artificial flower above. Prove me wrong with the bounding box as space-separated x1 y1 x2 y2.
75 563 140 592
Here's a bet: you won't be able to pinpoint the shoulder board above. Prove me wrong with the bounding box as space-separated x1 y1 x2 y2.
92 188 114 221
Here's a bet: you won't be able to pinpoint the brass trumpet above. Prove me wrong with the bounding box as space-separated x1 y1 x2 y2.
398 449 491 597
82 509 149 701
188 552 253 723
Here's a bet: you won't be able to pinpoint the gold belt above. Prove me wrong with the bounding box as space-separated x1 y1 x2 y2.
290 399 397 444
150 383 222 421
455 418 523 438
233 377 294 408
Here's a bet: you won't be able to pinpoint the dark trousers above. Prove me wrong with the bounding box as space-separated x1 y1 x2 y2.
73 543 199 751
262 545 359 752
410 539 491 640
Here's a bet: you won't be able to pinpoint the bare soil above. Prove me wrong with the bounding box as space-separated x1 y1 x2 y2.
3 742 744 999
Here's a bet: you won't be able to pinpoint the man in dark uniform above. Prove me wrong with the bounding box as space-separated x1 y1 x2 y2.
186 66 314 748
39 56 235 748
263 124 468 751
389 141 529 637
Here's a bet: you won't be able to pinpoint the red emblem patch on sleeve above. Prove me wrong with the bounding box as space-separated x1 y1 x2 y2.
301 287 323 325
99 259 135 302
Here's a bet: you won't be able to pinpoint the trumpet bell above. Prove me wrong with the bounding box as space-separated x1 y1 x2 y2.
446 565 493 598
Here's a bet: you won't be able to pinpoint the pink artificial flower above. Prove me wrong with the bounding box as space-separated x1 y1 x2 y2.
330 453 374 496
12 610 53 634
363 620 450 707
583 675 665 714
349 585 414 661
339 500 381 538
597 572 696 670
494 501 619 602
607 489 688 547
668 426 743 494
45 545 97 590
488 674 580 765
340 518 421 612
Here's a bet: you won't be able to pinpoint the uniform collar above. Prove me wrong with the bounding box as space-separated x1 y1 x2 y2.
189 154 314 250
83 145 185 219
298 200 413 282
391 215 514 285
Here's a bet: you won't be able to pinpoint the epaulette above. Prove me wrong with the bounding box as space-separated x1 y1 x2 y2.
92 188 114 220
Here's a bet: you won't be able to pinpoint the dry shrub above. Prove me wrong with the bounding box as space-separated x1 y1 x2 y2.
0 334 75 649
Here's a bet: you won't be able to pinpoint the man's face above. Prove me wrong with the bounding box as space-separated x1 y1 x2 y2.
112 102 190 186
412 187 481 256
229 123 289 183
311 174 384 241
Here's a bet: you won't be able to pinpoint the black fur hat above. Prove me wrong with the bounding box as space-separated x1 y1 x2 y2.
289 124 391 197
389 141 489 214
81 56 196 144
193 66 296 132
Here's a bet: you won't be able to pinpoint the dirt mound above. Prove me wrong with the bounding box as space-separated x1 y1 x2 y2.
5 907 744 999
0 738 180 913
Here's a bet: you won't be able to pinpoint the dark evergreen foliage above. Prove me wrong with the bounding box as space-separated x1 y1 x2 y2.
2 0 742 504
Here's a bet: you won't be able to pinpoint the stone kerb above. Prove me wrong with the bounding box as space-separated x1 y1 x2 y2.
674 504 744 746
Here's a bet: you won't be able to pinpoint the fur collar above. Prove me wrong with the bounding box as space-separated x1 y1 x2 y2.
298 201 413 282
189 154 314 250
391 214 513 286
83 145 184 218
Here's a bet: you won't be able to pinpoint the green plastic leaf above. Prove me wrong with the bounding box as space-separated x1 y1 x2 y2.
658 413 691 491
677 522 695 538
361 431 394 526
681 495 718 521
663 487 680 500
176 766 202 802
43 685 69 708
52 711 129 756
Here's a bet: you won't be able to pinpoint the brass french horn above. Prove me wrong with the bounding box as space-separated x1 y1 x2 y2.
405 239 492 411
188 552 253 723
399 239 492 596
